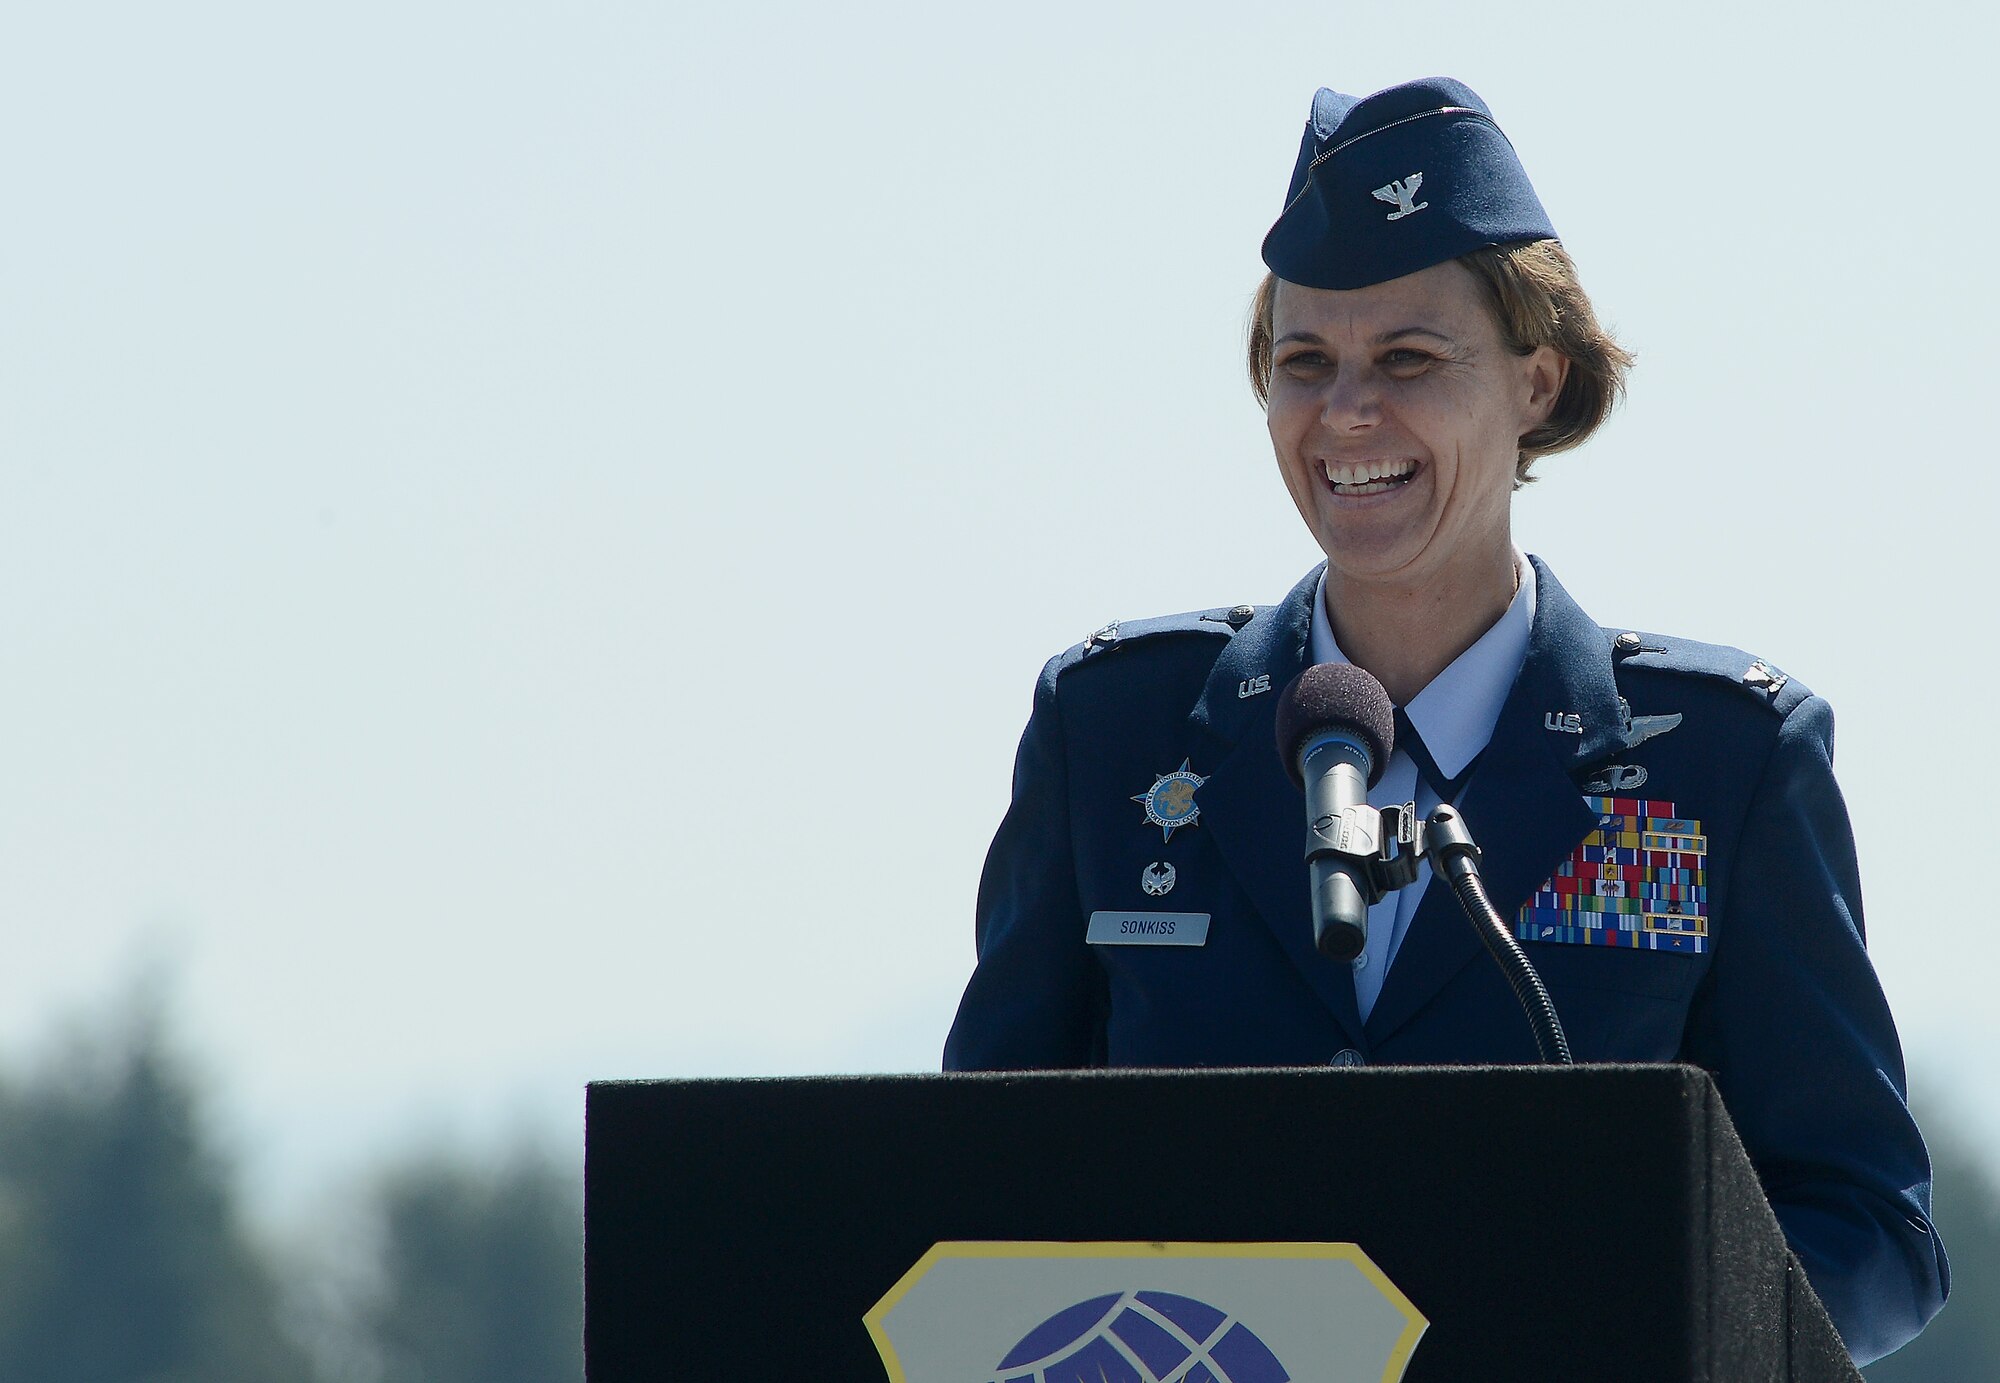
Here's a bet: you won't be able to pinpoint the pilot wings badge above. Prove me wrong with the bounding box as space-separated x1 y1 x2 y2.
1372 173 1429 221
1618 698 1683 751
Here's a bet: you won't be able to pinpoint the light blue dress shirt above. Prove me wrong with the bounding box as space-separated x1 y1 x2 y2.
1308 557 1536 1020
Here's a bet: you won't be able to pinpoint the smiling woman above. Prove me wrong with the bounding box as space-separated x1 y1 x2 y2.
1247 240 1632 484
942 76 1948 1366
1259 262 1562 703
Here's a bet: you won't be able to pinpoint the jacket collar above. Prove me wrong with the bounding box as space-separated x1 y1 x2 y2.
1309 560 1537 782
1188 566 1362 1042
1188 556 1625 1050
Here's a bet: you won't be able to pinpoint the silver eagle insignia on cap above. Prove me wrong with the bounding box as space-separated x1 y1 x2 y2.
1372 173 1429 221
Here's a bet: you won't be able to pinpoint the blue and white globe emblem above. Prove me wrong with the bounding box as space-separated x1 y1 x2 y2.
1131 760 1208 842
989 1289 1288 1383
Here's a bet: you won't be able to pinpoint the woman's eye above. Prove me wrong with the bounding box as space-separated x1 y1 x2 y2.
1382 349 1431 370
1278 351 1330 373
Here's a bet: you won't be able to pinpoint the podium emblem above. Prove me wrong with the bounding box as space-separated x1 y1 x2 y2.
865 1241 1427 1383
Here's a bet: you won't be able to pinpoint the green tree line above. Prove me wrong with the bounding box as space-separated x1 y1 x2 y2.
0 987 1989 1380
0 991 580 1383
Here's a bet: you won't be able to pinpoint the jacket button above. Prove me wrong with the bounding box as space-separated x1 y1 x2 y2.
1614 631 1642 653
1227 604 1256 628
1329 1048 1366 1068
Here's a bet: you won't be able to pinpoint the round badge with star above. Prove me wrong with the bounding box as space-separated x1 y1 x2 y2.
1131 759 1207 842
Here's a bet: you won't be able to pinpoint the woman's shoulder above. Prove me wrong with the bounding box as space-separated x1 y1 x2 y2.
1046 602 1265 673
1023 602 1272 723
1600 626 1818 720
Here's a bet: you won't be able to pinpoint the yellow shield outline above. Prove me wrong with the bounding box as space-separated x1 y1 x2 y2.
864 1239 1428 1383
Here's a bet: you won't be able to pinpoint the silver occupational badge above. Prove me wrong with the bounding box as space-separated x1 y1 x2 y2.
1140 861 1177 897
1618 697 1683 750
1581 763 1648 793
1131 760 1208 842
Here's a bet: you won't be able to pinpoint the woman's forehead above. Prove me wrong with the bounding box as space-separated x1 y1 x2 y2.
1271 262 1490 340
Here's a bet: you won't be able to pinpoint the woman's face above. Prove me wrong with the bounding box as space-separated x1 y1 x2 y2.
1265 261 1565 594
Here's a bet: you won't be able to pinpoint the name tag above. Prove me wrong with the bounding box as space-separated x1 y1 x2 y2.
1086 911 1210 946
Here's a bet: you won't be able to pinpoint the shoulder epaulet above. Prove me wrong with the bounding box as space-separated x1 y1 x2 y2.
1075 603 1262 657
1604 627 1813 715
1064 603 1264 671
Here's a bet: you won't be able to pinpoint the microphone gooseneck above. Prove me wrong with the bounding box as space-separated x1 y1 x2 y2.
1424 805 1573 1065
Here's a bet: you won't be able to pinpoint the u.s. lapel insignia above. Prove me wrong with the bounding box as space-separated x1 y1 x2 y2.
1140 861 1177 897
1131 760 1207 842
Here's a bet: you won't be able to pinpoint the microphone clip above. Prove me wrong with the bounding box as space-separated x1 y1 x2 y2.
1304 801 1486 905
1304 801 1425 905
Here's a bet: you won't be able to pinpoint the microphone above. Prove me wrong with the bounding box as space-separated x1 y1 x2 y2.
1275 665 1397 962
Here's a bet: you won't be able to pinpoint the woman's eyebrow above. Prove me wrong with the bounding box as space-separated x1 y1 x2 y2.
1275 326 1460 347
1375 326 1457 345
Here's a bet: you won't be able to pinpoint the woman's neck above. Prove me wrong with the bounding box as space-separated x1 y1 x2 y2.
1325 550 1522 707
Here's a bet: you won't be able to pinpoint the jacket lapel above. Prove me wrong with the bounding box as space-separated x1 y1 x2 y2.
1187 565 1367 1046
1362 557 1627 1047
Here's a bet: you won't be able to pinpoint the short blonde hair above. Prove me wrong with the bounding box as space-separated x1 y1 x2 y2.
1245 241 1634 485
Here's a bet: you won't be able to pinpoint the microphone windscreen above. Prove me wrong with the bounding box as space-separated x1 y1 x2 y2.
1274 663 1395 790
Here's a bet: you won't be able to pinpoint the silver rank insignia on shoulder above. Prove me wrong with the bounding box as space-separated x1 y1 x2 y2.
1372 173 1429 221
1132 759 1207 842
1084 621 1120 652
1141 861 1177 897
1744 660 1789 697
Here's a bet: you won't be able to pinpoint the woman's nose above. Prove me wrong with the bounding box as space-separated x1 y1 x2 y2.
1319 368 1382 430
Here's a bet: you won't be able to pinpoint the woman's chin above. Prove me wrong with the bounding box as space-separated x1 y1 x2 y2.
1312 519 1434 585
1323 554 1424 591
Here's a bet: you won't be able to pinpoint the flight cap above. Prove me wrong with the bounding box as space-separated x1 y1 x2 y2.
1261 77 1557 289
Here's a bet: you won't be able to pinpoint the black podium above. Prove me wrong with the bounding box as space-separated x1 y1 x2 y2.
585 1064 1860 1382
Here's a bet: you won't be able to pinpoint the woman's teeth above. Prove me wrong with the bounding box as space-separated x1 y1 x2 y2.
1323 459 1417 495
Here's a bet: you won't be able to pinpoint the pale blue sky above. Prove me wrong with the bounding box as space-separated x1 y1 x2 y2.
3 2 1995 1216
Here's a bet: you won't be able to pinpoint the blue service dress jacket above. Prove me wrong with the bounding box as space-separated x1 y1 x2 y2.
944 557 1948 1364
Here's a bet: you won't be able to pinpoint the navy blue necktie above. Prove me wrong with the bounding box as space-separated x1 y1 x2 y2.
1394 707 1478 804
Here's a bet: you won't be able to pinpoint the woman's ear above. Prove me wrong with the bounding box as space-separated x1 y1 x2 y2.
1521 345 1569 429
